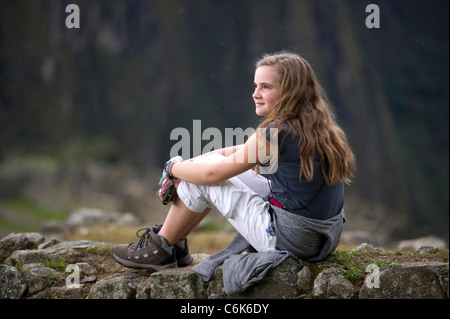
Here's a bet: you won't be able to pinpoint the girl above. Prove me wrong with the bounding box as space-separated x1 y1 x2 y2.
112 52 355 276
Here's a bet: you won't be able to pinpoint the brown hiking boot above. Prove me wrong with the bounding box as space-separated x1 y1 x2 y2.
151 224 193 267
111 227 176 271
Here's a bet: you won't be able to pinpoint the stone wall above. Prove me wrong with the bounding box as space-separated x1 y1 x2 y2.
0 232 448 299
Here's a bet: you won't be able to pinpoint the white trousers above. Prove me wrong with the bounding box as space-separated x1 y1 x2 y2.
176 158 277 252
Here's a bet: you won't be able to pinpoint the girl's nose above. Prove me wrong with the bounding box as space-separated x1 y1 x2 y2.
252 88 261 99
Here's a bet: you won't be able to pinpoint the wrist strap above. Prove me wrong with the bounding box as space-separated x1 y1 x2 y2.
159 159 179 185
167 161 176 176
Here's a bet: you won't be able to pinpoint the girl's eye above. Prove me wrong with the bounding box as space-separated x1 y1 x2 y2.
253 84 271 89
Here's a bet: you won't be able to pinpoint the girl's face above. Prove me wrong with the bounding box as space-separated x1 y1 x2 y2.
253 65 281 116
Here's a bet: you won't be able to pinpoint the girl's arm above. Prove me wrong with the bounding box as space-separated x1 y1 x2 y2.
184 144 244 162
170 133 269 185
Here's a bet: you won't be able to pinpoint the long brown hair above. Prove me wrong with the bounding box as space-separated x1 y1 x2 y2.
256 51 355 185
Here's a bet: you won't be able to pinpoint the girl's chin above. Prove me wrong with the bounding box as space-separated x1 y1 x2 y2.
255 109 268 117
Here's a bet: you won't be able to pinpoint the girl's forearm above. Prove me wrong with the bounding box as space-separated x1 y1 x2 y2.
172 133 262 184
170 161 217 185
171 148 254 185
185 144 244 162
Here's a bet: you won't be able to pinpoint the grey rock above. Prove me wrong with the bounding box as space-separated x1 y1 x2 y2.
351 242 386 253
206 259 302 299
313 267 355 299
22 263 63 295
359 262 447 299
0 264 27 299
5 247 84 269
192 253 209 265
0 232 45 259
88 272 147 299
297 266 312 295
205 266 227 299
1 232 447 300
396 235 448 251
136 278 152 299
81 276 97 284
38 238 60 249
66 207 140 227
417 246 438 254
75 262 96 275
231 257 300 299
31 286 83 299
148 267 207 299
51 239 114 250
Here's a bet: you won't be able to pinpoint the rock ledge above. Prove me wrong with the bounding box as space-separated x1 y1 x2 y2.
0 232 448 299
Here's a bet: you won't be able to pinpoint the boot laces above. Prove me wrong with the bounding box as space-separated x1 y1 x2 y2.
130 228 157 253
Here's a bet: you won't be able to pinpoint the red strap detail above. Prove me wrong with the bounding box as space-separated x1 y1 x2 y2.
270 198 284 209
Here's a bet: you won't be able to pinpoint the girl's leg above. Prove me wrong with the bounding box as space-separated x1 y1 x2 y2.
111 193 208 270
176 171 276 252
158 196 211 245
179 208 212 239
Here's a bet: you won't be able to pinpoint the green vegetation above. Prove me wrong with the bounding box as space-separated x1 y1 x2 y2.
87 245 112 256
1 198 66 221
321 250 399 285
298 259 310 268
43 272 61 286
0 215 36 233
43 256 68 272
441 264 449 276
0 197 67 235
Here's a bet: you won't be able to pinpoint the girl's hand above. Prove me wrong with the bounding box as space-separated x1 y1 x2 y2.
157 156 183 201
157 177 172 200
159 156 183 185
157 178 181 202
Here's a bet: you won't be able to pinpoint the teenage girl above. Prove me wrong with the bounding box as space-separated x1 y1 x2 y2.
112 51 355 270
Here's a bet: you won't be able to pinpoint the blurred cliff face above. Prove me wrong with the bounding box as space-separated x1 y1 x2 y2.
0 0 448 242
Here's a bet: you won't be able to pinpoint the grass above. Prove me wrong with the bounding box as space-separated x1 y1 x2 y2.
43 256 68 272
0 197 68 235
1 198 67 221
318 247 448 285
0 215 36 233
87 245 112 256
319 249 400 285
441 264 449 276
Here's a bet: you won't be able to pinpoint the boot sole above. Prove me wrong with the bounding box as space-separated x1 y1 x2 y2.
111 249 177 271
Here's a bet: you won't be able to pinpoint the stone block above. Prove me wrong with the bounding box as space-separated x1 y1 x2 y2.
147 267 207 299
